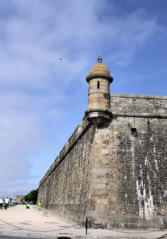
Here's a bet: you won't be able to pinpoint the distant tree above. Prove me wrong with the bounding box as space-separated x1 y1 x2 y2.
22 189 38 204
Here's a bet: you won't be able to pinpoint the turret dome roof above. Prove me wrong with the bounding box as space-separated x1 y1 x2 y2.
89 56 110 77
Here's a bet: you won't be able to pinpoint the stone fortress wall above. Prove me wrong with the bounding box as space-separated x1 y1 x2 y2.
38 120 95 222
38 94 167 228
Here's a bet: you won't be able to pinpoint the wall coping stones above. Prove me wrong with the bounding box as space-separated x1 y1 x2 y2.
112 113 167 118
111 94 167 100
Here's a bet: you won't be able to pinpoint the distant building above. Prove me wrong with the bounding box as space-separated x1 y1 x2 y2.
16 195 24 203
38 56 167 228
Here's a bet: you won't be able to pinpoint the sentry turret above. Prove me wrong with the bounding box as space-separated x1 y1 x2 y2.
85 56 113 126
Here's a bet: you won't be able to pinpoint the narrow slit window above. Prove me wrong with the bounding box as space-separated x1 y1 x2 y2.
97 81 100 89
131 128 138 137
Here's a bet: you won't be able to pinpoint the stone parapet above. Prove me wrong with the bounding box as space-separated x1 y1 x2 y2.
111 94 167 116
113 113 167 118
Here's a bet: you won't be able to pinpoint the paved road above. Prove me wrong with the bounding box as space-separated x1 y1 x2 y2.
0 205 167 239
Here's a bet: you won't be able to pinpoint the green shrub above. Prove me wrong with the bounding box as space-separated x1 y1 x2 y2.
22 189 38 204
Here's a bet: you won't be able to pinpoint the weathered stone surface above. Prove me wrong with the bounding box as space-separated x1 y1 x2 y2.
38 94 167 228
38 120 95 222
111 94 167 117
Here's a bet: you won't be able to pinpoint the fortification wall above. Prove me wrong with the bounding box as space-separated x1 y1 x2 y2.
38 94 167 228
87 95 167 228
38 120 95 221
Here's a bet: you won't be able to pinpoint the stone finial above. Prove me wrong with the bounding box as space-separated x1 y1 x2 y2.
98 55 102 63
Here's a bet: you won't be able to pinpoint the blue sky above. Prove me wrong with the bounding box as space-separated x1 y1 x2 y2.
0 0 167 197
